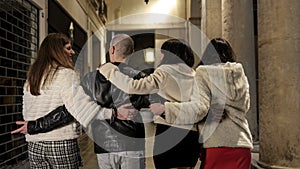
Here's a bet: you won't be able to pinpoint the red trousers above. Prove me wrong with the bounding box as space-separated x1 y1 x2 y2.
202 147 251 169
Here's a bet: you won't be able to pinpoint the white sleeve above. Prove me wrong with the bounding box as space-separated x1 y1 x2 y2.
60 69 112 128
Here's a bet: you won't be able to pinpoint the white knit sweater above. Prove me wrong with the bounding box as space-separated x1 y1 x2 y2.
23 68 112 141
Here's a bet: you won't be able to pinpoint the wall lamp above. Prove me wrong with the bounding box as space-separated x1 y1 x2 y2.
69 22 74 42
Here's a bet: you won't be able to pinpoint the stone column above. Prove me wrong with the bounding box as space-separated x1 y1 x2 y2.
201 0 222 39
200 0 223 68
258 0 300 168
222 0 258 141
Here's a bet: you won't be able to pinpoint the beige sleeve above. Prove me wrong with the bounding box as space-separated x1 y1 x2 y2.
99 63 167 94
164 67 211 125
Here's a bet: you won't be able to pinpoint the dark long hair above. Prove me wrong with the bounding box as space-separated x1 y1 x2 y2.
27 33 74 95
201 38 236 65
159 38 194 67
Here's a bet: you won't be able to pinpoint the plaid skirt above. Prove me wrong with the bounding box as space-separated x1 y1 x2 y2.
28 139 82 169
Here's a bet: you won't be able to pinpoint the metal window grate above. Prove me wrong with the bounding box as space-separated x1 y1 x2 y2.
0 0 38 167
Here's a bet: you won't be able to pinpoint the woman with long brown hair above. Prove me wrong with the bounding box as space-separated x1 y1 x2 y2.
12 33 116 168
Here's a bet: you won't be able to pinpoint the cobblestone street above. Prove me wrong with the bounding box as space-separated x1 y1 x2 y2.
78 134 98 169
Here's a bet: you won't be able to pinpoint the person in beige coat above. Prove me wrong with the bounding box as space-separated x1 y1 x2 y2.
151 38 253 169
99 38 201 169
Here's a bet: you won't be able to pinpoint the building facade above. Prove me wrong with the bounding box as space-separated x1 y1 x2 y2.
0 0 107 166
0 0 299 168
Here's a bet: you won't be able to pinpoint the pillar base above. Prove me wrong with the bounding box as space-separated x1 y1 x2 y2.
251 160 299 169
251 142 299 169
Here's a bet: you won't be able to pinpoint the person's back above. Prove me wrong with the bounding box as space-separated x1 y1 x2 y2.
19 33 115 169
92 33 152 169
23 68 80 141
99 38 201 169
195 62 252 148
162 38 253 169
81 63 148 154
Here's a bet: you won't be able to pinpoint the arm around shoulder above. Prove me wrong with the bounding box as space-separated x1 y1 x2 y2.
98 62 119 79
100 63 165 94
